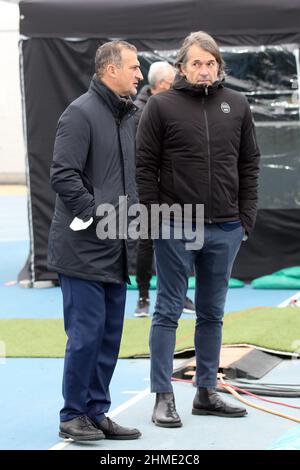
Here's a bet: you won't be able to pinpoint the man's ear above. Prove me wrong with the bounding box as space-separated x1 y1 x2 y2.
106 63 117 79
178 63 186 77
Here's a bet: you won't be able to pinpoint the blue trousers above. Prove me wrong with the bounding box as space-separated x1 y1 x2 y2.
150 223 244 392
58 274 126 422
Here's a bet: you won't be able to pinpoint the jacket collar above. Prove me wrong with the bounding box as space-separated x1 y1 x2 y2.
89 75 137 122
172 73 223 97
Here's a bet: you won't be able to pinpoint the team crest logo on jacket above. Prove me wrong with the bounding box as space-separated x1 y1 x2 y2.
221 102 231 113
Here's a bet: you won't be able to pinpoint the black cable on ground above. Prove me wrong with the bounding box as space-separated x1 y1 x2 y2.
216 384 300 397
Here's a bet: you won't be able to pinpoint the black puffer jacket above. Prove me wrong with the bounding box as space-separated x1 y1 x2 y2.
136 74 260 234
48 76 138 283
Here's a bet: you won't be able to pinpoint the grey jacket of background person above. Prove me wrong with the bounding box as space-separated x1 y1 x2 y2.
47 75 138 283
134 85 152 125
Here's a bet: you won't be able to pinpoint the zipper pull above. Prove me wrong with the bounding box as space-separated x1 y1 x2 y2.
205 86 208 96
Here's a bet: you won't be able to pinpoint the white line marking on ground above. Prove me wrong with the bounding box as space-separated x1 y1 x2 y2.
278 291 300 307
48 387 150 450
107 387 150 418
49 440 72 451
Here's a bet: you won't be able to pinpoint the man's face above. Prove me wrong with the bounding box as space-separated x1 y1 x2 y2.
114 48 143 96
180 45 219 86
159 68 176 91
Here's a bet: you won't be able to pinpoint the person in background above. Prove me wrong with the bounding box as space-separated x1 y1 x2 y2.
134 61 196 318
48 40 143 442
137 31 260 427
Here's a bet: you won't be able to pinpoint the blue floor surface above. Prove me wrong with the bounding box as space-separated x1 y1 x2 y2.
0 358 150 450
0 195 29 242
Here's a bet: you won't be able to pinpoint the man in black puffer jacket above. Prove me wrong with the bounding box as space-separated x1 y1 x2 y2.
48 41 143 442
137 31 260 428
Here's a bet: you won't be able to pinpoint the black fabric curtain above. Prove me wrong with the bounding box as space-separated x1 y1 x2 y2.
232 210 300 281
19 0 300 46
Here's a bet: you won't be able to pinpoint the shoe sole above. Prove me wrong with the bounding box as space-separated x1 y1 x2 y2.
59 431 105 441
192 408 247 417
134 313 150 317
152 417 182 428
104 432 141 440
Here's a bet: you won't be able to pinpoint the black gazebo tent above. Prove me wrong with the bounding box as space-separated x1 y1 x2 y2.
18 0 300 285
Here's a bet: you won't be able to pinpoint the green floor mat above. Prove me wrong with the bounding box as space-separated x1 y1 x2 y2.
128 275 244 289
0 308 299 358
251 266 300 289
222 307 300 353
0 318 195 358
251 275 300 289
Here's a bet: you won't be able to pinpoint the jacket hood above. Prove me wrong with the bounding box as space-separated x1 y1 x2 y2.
90 75 137 121
172 73 223 96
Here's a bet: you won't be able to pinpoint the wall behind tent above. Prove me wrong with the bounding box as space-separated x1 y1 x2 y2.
19 37 300 283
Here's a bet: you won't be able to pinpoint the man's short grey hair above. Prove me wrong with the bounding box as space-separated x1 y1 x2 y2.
148 61 175 88
95 40 137 78
175 31 225 80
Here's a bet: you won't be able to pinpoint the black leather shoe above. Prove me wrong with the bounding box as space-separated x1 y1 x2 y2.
192 388 247 417
152 392 182 428
94 417 141 440
59 415 105 441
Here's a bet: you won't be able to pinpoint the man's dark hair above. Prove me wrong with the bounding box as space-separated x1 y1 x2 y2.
175 31 225 79
95 40 137 78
